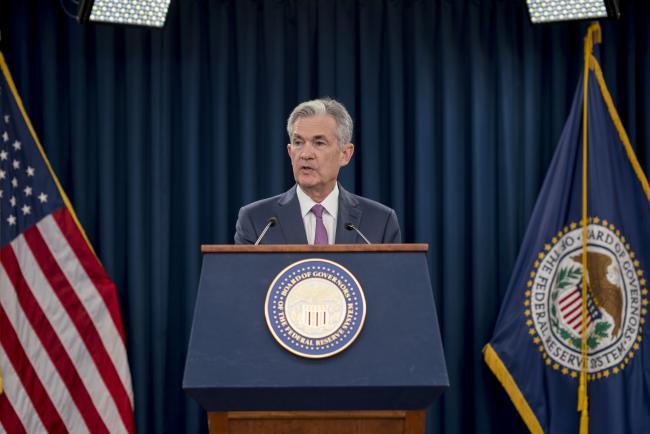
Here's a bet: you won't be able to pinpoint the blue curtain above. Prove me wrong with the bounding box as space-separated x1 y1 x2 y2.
1 0 649 433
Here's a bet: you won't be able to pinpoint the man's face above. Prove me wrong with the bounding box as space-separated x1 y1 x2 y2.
287 114 354 200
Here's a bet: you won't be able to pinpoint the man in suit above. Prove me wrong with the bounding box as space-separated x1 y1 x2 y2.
234 98 401 244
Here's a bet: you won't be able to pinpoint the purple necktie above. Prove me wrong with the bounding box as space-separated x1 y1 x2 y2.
311 204 329 245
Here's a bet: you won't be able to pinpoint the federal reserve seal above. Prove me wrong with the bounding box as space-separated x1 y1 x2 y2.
265 258 366 358
526 218 647 380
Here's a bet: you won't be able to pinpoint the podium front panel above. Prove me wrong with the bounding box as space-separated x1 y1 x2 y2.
183 248 448 411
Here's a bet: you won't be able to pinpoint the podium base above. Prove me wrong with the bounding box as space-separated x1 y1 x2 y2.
208 410 426 434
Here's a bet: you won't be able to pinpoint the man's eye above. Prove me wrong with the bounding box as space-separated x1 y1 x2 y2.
293 141 303 146
316 141 326 146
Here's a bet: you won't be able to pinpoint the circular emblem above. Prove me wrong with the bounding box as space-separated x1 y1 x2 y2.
526 219 648 380
265 258 366 358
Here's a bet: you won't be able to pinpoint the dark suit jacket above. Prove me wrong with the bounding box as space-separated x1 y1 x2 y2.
234 184 401 244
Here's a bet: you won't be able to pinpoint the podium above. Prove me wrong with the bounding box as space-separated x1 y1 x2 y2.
183 244 448 434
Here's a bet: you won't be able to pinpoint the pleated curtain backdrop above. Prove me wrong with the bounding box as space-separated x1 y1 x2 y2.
1 0 649 433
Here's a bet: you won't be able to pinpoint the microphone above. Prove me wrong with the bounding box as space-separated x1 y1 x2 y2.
345 223 371 245
255 217 278 245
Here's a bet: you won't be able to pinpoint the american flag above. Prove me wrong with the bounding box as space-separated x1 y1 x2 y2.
558 284 602 335
0 53 135 433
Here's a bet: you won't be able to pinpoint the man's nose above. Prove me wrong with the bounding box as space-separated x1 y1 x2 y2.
300 142 316 159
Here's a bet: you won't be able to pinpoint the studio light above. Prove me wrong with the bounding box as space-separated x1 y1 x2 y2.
77 0 172 28
526 0 620 24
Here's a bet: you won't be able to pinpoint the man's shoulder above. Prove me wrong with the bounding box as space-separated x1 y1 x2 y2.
341 189 396 215
239 195 282 218
239 187 295 215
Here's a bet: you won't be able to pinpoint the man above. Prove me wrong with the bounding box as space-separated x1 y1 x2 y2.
234 98 401 244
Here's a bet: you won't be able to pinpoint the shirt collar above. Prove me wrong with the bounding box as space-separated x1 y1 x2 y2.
296 183 339 219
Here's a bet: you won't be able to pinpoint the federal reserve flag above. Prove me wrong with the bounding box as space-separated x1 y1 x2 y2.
484 24 650 434
0 52 135 433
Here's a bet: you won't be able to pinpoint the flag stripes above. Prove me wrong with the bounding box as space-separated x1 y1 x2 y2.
51 209 128 345
28 216 133 430
49 209 132 401
1 242 109 433
0 213 133 433
0 293 67 433
0 346 31 434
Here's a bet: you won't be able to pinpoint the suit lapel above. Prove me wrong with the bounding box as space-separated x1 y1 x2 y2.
335 185 362 244
276 186 308 244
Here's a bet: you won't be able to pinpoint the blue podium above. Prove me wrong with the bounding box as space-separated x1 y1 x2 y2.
183 244 448 434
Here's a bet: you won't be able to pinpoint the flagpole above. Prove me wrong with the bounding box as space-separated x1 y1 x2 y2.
578 21 602 434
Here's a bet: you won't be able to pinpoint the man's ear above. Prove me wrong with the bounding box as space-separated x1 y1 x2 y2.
340 143 354 166
287 143 292 158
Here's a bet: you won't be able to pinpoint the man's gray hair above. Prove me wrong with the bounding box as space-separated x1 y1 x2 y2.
286 98 353 148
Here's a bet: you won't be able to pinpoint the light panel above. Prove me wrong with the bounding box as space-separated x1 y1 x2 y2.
78 0 171 28
526 0 618 24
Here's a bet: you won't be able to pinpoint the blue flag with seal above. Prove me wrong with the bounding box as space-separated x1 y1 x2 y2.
484 23 650 434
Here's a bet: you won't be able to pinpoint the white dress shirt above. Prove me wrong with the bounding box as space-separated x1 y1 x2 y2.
296 184 339 244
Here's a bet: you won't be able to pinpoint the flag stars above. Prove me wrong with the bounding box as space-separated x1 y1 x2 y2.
0 150 7 160
12 140 21 151
26 166 35 177
21 204 31 215
0 169 5 179
2 131 8 142
38 192 48 203
11 177 18 188
10 196 16 207
3 115 8 123
561 367 569 375
570 371 578 378
7 214 16 226
544 244 551 251
12 159 20 169
569 222 577 229
24 186 32 196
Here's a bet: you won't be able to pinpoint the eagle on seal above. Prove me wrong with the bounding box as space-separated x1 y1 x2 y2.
571 252 623 338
